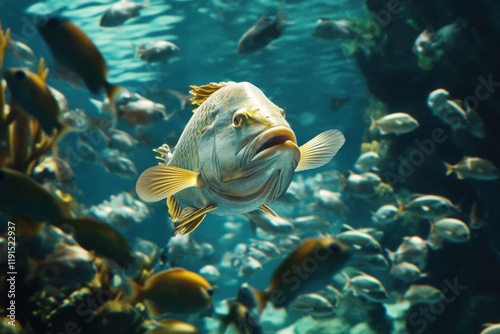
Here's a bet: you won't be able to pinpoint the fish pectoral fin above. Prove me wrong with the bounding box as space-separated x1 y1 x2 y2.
259 204 279 217
295 129 345 172
172 205 218 236
136 165 199 202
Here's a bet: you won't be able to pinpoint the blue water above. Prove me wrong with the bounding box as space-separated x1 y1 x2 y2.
2 1 368 241
3 0 500 333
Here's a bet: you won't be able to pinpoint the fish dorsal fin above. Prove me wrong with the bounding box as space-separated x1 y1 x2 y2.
167 196 183 221
341 224 355 231
172 205 218 236
136 165 199 202
37 57 49 81
259 204 278 217
295 129 345 172
189 82 229 107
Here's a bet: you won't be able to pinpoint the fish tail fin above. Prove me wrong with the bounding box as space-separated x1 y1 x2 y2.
369 115 377 132
125 278 144 305
51 122 80 157
426 220 445 249
253 289 269 314
104 83 126 114
429 219 435 234
443 161 454 176
470 201 484 229
385 248 395 264
426 233 444 250
395 199 405 218
341 271 351 292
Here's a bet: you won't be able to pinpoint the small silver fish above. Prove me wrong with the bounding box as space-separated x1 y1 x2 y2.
354 151 379 172
100 0 149 27
199 264 220 282
314 189 347 216
390 236 428 270
343 272 390 303
401 194 460 220
246 210 294 235
413 28 436 56
344 171 380 198
292 215 332 232
337 229 382 256
290 293 335 318
100 149 138 178
390 261 427 283
107 128 138 153
6 38 36 64
136 40 179 63
370 112 419 135
427 89 469 129
444 156 499 180
372 204 399 225
116 93 168 126
404 284 443 305
427 218 470 249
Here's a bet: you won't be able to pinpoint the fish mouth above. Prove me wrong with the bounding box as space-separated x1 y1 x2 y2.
250 126 298 161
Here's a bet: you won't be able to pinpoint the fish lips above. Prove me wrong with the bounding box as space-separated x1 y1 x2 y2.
243 126 299 167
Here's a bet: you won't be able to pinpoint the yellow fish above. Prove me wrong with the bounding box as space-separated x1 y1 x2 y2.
4 67 61 135
252 237 350 310
126 268 215 317
136 82 345 236
37 17 121 101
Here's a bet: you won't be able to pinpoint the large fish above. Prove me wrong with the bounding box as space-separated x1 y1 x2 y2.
136 82 345 236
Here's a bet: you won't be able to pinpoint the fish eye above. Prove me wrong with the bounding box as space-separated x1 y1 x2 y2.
279 108 286 117
14 70 27 80
232 113 243 128
207 287 215 296
327 242 341 253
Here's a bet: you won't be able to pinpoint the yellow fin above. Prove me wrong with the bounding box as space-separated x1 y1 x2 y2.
37 57 49 81
136 165 199 202
167 196 183 221
295 129 345 172
189 82 229 107
443 161 454 176
259 204 278 217
172 205 217 236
